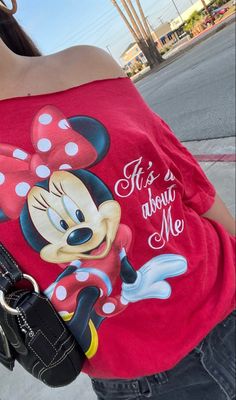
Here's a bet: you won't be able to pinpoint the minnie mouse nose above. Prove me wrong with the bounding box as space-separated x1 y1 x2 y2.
67 228 93 246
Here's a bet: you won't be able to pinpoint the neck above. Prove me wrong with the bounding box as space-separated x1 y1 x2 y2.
0 38 34 86
0 38 20 74
0 38 34 97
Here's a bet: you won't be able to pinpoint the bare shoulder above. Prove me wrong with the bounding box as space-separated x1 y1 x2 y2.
52 45 126 86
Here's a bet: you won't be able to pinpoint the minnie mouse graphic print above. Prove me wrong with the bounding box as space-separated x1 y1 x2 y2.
0 78 235 379
0 104 187 359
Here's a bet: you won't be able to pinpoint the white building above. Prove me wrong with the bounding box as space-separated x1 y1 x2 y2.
170 0 212 30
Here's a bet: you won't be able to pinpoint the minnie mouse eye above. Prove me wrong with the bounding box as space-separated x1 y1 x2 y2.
76 209 85 223
60 220 69 230
62 195 85 224
47 208 69 233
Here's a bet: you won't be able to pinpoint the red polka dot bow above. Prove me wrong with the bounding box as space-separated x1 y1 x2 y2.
0 106 97 220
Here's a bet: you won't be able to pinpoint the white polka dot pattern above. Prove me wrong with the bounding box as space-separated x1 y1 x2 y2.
36 165 51 178
37 138 52 152
0 105 95 220
38 113 53 125
102 303 116 314
58 119 70 129
56 286 67 301
13 149 28 160
76 271 90 282
15 182 31 197
0 172 5 185
65 142 79 156
59 164 72 170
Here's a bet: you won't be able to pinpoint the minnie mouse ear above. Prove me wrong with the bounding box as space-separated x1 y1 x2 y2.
68 116 110 167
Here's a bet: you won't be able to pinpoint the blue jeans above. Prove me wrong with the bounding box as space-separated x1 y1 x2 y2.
91 311 236 400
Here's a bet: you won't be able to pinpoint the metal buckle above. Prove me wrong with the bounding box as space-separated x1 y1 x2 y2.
0 325 11 359
0 274 40 316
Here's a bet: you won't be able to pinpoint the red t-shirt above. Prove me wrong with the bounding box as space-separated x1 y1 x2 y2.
0 77 235 379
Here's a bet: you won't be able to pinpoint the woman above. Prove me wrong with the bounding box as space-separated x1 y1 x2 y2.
0 1 235 399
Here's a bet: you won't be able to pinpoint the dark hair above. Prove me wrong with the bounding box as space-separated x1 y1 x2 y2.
0 1 41 56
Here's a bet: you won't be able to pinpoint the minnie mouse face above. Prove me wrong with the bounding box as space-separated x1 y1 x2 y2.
0 105 121 265
25 170 121 264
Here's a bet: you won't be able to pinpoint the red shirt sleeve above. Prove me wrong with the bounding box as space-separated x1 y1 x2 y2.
155 117 216 215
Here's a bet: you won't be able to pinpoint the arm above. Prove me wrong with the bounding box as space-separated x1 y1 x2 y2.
202 193 235 236
155 120 235 229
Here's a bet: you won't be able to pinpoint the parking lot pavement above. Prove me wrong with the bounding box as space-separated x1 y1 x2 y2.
0 364 96 400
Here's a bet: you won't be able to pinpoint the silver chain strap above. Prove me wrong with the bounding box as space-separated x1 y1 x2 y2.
16 309 34 338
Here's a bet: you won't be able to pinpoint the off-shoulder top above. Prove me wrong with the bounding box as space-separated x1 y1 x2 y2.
0 77 235 379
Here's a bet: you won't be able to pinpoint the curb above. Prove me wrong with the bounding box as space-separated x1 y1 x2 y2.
195 154 236 162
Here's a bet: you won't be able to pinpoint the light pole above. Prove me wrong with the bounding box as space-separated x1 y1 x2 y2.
171 0 184 25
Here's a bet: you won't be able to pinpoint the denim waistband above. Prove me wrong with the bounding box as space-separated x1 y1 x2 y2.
92 371 169 398
91 311 236 399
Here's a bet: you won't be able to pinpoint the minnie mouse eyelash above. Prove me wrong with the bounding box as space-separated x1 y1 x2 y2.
52 182 65 197
32 196 48 212
32 206 47 212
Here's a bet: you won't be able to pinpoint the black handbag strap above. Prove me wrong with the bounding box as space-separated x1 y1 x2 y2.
0 243 23 294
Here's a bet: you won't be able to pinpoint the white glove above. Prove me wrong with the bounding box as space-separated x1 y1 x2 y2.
121 254 187 303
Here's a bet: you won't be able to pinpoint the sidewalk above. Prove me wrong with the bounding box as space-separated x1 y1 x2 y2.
184 137 235 216
0 137 235 400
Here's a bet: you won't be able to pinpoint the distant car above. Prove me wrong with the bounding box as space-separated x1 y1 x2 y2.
204 15 215 25
204 7 229 24
178 31 188 40
213 6 229 15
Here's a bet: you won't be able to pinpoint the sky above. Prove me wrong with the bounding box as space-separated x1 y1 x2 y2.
7 0 194 62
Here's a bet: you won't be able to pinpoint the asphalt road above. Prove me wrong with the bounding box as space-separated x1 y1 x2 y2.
136 23 236 141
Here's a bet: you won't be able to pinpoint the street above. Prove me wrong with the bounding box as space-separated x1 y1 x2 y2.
136 23 235 141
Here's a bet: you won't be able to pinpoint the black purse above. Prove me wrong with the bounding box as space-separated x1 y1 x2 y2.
0 243 85 387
